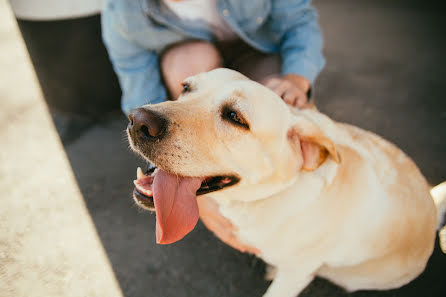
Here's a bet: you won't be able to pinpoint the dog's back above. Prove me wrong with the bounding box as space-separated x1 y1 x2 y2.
316 122 437 291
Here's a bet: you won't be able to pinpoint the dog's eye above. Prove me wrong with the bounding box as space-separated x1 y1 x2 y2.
223 108 249 130
181 82 191 94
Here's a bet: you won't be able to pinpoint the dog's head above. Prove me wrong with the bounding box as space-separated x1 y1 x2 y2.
127 68 339 244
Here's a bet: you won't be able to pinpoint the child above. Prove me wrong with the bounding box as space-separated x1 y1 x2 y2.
102 0 325 114
102 0 325 252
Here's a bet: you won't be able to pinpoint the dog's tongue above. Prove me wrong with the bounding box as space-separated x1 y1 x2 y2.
152 169 202 244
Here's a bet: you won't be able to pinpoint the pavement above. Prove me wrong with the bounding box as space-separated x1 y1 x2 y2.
1 0 445 297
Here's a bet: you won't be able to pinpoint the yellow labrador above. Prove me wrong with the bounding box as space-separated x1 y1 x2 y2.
127 68 444 297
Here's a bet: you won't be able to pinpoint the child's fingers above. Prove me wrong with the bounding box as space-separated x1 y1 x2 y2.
264 77 309 108
272 80 292 97
295 92 308 108
283 87 308 107
264 77 281 89
283 90 298 105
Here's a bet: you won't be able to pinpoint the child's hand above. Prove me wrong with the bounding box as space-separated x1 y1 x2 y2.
264 74 311 108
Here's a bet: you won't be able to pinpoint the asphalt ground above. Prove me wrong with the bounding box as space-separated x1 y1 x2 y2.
1 0 445 296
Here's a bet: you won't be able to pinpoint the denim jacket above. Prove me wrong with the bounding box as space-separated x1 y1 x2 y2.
102 0 325 114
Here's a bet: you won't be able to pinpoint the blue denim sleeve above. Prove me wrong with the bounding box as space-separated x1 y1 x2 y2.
101 1 167 115
272 0 325 84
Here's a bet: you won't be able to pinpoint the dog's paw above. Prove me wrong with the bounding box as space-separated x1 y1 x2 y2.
264 264 277 281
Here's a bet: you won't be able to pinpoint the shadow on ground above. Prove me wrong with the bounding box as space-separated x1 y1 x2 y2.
47 0 446 296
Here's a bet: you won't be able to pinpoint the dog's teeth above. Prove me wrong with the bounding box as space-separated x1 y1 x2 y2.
137 167 144 179
221 177 232 184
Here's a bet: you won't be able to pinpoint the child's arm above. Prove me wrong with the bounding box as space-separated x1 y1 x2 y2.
266 0 325 107
102 1 167 115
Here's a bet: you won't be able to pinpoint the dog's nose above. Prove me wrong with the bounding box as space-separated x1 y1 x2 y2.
128 108 168 140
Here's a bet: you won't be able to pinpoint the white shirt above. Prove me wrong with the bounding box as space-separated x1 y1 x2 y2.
162 0 238 41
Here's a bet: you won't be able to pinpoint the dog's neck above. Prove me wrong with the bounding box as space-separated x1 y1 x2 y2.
211 158 339 208
208 159 340 256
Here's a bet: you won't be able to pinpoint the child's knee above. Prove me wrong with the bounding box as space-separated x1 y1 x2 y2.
162 41 222 72
161 41 223 98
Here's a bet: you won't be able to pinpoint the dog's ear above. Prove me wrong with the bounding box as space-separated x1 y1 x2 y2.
287 117 339 171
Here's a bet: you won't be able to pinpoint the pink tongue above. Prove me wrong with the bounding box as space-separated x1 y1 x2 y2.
153 169 202 244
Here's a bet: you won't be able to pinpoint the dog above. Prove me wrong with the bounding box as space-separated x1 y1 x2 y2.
127 68 445 297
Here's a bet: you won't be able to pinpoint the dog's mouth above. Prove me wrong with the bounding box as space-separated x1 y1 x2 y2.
133 165 239 210
132 163 239 245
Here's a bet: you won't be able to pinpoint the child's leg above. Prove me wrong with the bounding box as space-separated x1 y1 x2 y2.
219 41 314 107
160 41 223 99
217 40 281 84
232 51 281 84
